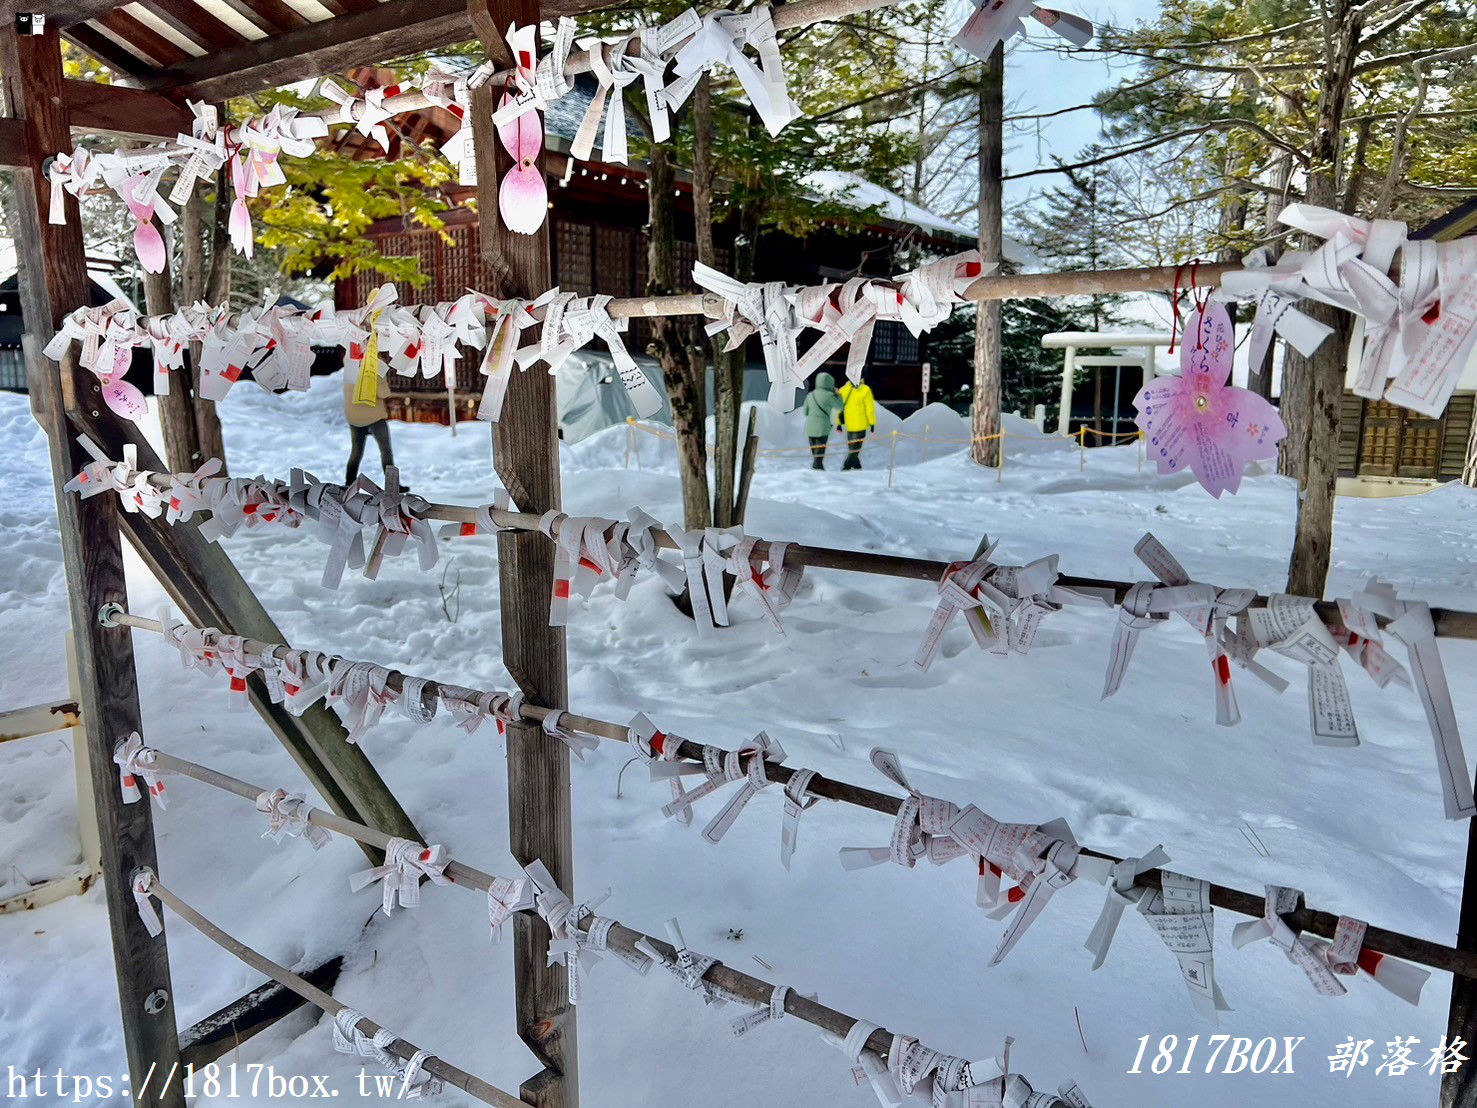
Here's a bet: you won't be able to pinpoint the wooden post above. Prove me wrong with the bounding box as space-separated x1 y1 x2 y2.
470 5 578 1105
732 406 759 525
2 26 186 1107
887 429 898 487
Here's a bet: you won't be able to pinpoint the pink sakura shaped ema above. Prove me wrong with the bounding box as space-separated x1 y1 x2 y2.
121 174 168 274
497 24 548 235
1134 299 1286 498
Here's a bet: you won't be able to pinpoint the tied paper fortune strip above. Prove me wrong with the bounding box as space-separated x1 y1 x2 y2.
914 536 1114 671
1231 887 1429 1005
350 838 454 916
331 1008 443 1100
695 251 988 411
1220 203 1477 419
1102 533 1256 727
837 749 1084 966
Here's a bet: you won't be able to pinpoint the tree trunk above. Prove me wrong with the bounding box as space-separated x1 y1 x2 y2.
1283 0 1362 598
646 142 710 530
142 236 201 472
969 43 1004 467
1251 95 1297 404
696 78 742 528
190 160 230 472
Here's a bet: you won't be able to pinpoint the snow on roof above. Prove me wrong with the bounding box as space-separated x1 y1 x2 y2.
803 170 1034 264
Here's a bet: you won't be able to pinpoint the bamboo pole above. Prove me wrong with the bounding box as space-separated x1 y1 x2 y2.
112 612 1477 982
118 468 1477 639
146 877 524 1108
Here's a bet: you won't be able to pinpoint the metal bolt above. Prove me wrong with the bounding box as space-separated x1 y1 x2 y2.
98 601 123 626
143 989 168 1015
91 410 100 417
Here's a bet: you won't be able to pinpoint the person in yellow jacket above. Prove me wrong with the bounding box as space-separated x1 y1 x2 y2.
344 370 395 483
836 376 876 471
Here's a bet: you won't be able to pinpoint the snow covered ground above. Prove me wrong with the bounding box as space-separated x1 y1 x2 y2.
1 374 1475 1106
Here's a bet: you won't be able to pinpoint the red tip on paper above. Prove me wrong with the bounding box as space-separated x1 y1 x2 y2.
420 849 432 862
385 84 402 97
350 342 365 360
1346 632 1362 647
450 104 465 120
554 579 571 599
965 261 982 277
1007 884 1025 903
579 556 603 575
243 501 258 514
460 522 477 537
230 675 247 692
1423 301 1442 325
224 365 242 382
170 497 181 510
1357 947 1384 976
519 50 532 69
121 773 136 788
978 857 987 876
990 863 1003 877
1214 655 1231 685
651 731 667 756
151 781 165 796
285 684 300 697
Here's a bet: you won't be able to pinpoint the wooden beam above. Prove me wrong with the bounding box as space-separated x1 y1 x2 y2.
213 0 310 36
95 8 191 68
137 0 247 51
69 407 421 863
0 116 25 169
66 78 193 140
474 6 577 1105
62 24 152 78
139 0 615 101
1 23 186 1107
179 956 343 1069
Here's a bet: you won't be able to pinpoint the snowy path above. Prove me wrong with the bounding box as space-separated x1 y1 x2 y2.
1 377 1474 1106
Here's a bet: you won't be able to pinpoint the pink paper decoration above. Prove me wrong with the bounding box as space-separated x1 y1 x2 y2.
229 154 254 258
1134 300 1286 498
102 375 149 421
497 89 547 234
497 31 547 235
122 175 167 274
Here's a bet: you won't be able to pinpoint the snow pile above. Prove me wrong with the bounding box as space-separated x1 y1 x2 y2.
1 371 1475 1106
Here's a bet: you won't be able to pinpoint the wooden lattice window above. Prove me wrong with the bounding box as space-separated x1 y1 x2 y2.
871 321 899 363
556 220 594 294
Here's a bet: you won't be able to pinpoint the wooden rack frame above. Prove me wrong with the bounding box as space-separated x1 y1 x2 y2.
3 3 1475 1105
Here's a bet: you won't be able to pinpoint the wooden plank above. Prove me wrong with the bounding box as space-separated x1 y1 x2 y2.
2 24 186 1107
213 0 309 35
70 409 421 863
62 24 152 78
96 8 189 67
138 0 247 51
66 78 193 140
178 956 343 1069
139 0 619 101
0 698 81 741
0 116 24 169
474 8 577 1105
1448 791 1477 1108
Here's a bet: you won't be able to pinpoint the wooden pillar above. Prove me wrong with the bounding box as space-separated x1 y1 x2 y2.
1446 790 1477 1107
2 26 185 1108
470 5 578 1105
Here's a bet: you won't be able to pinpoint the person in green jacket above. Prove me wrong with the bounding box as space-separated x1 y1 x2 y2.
803 371 844 470
837 376 877 470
